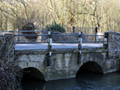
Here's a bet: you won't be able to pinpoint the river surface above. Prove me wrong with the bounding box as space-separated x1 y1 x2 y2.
22 72 120 90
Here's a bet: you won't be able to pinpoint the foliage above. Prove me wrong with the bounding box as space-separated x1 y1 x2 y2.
0 33 22 90
0 62 22 90
46 22 65 32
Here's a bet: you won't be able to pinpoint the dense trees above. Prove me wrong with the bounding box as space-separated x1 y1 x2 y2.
0 0 120 33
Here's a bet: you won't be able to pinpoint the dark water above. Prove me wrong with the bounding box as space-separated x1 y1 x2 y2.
22 72 120 90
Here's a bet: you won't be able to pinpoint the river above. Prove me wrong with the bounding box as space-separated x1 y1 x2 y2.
22 72 120 90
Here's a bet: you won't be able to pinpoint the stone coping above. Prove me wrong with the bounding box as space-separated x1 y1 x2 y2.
15 48 107 55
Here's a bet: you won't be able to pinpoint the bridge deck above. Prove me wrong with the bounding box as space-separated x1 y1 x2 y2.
15 43 103 50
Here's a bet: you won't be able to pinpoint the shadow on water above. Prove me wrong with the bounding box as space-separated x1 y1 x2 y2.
21 62 120 90
76 71 104 89
21 71 120 90
21 72 45 90
76 71 120 90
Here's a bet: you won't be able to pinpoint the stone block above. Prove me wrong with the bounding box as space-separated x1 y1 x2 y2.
29 55 45 63
107 32 120 58
28 62 39 68
64 54 71 67
29 55 41 61
19 55 29 61
18 61 28 68
55 54 63 68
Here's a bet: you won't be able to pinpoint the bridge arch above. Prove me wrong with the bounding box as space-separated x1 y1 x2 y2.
22 67 45 81
76 61 103 77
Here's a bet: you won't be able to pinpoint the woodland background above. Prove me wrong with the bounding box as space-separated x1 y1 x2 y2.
0 0 120 33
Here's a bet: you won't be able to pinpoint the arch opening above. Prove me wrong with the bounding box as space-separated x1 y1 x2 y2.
76 61 103 77
21 67 45 82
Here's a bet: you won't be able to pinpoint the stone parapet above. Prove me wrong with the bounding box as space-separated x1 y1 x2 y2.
106 32 120 59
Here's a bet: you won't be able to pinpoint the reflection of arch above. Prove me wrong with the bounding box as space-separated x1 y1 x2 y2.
22 67 45 81
76 61 103 77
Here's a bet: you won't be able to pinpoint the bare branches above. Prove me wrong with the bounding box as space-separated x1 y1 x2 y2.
0 0 119 32
20 0 28 20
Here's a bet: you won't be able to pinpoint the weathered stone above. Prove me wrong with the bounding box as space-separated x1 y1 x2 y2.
18 61 28 68
19 55 29 61
28 62 39 67
16 48 111 81
64 54 71 67
107 32 120 59
28 54 45 62
55 54 64 70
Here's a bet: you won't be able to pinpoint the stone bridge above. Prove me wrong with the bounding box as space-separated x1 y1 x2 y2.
1 31 120 81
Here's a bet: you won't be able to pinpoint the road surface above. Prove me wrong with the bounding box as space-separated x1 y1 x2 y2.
15 43 103 50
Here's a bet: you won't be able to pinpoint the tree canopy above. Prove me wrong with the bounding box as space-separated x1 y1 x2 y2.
0 0 120 33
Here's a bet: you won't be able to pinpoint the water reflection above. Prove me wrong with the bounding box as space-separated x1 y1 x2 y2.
22 72 120 90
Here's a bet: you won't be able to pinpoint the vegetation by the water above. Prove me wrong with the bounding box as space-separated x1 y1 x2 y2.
0 62 22 90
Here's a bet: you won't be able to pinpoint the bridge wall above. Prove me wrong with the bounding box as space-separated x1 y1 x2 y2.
15 49 120 81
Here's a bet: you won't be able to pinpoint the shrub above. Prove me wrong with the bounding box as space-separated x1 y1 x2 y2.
46 22 65 33
0 62 22 90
